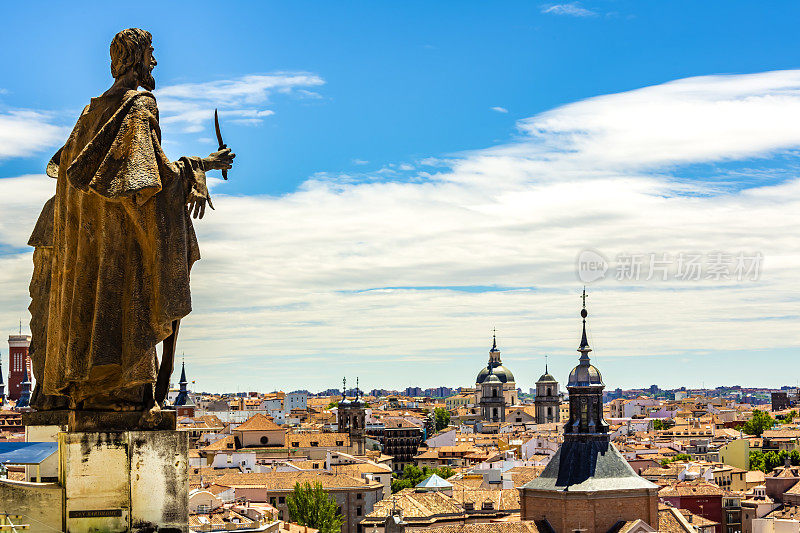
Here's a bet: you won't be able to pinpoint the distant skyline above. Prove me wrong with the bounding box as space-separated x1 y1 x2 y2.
1 1 799 392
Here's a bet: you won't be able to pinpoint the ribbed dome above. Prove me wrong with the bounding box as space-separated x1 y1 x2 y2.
537 372 557 384
477 364 514 384
492 365 515 383
484 373 502 384
567 362 603 387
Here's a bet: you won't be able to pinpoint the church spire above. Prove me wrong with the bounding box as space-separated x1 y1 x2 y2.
579 287 591 360
179 361 188 388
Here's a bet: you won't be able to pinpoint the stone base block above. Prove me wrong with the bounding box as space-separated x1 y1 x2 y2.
24 408 177 432
60 429 188 532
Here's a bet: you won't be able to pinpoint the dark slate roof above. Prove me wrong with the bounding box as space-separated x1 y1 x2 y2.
0 442 58 465
477 364 515 384
520 439 657 492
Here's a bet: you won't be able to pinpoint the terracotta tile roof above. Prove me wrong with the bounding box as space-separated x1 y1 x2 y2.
414 450 440 459
423 522 540 533
678 509 719 527
505 466 545 487
334 462 392 475
201 435 237 452
658 506 693 533
659 481 725 497
214 471 380 491
286 433 350 448
763 430 800 439
364 489 463 520
451 488 520 511
770 465 800 478
784 481 800 495
236 413 284 432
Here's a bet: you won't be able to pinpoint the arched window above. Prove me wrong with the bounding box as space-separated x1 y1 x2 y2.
493 408 498 419
492 388 498 398
547 387 551 396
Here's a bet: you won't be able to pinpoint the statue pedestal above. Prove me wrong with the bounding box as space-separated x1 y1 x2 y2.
59 429 188 532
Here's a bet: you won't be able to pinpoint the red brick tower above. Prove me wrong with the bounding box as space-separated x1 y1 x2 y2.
8 334 31 401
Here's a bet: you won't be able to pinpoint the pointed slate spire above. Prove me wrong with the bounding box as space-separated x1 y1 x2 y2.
16 365 31 409
179 361 188 387
578 287 592 360
174 360 191 406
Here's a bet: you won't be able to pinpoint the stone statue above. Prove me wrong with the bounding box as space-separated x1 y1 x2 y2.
27 28 234 423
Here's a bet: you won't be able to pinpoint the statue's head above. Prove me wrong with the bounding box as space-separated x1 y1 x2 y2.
110 28 156 91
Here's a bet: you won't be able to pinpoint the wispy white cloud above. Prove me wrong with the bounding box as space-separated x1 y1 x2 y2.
541 2 598 17
0 111 67 160
491 106 509 114
2 70 800 391
155 73 325 133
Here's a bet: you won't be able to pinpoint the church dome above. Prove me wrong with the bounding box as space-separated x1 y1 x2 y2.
567 363 603 387
476 333 515 384
537 372 557 384
492 365 515 383
484 373 502 384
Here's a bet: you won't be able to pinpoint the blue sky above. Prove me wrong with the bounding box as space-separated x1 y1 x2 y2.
1 1 799 393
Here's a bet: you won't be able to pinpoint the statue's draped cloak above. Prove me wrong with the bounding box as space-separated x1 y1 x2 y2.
37 88 203 403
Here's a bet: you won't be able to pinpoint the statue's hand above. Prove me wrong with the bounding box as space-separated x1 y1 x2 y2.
202 147 235 171
188 173 213 219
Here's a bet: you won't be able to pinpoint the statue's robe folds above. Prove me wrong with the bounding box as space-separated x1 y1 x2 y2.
35 88 205 407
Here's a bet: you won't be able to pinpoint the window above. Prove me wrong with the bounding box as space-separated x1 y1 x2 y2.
292 442 300 447
357 506 362 516
311 442 319 447
464 502 474 511
270 497 277 505
279 511 284 520
357 493 363 500
337 441 344 446
279 496 286 504
260 436 269 445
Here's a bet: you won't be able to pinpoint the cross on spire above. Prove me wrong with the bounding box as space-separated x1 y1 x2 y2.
545 354 548 374
581 286 588 309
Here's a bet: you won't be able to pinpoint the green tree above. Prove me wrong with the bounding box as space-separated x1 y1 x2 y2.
661 453 691 467
286 482 344 533
653 420 665 431
327 400 339 409
391 465 456 493
434 407 451 431
764 451 781 472
790 450 800 466
743 410 775 437
750 451 766 472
